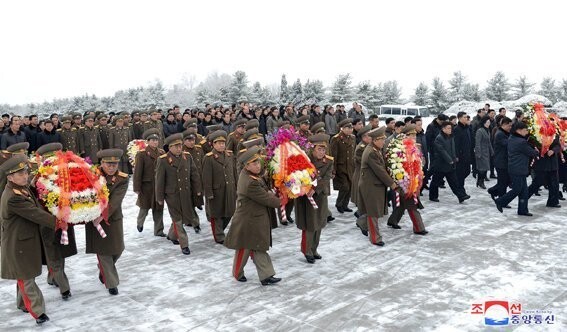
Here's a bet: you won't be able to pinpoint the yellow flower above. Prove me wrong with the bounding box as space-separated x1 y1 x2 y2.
396 173 404 180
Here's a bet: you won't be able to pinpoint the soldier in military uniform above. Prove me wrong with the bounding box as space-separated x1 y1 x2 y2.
356 127 397 246
57 116 79 154
202 130 237 244
147 110 165 145
226 118 247 153
203 124 223 154
236 128 262 155
294 134 334 264
132 111 148 139
0 154 55 324
86 149 129 295
386 125 428 235
182 128 205 233
155 133 202 255
311 122 326 135
109 115 133 173
96 114 112 149
351 125 372 218
183 118 207 145
0 143 30 247
71 113 82 130
224 146 282 286
296 115 312 139
331 118 355 213
34 143 77 300
78 115 103 164
133 129 165 237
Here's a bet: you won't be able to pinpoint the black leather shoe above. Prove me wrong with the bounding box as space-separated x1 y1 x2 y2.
137 225 143 232
288 217 295 223
414 231 429 235
194 226 201 233
182 247 191 255
19 307 28 313
280 220 289 226
215 240 224 245
390 224 401 229
490 174 497 179
546 204 561 208
518 212 533 217
504 205 512 209
356 224 368 236
429 198 439 202
108 288 119 295
439 184 446 189
260 276 282 286
336 206 344 213
559 197 566 201
99 273 104 284
61 290 72 300
327 215 335 222
495 201 503 213
155 233 166 237
489 192 497 202
373 241 385 246
305 256 315 264
459 195 471 203
534 192 541 196
343 207 353 212
354 211 360 218
36 314 50 325
167 237 180 245
237 276 247 282
314 254 322 259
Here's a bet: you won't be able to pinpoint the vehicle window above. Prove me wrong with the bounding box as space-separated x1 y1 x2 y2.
407 108 417 116
381 107 392 115
392 108 401 115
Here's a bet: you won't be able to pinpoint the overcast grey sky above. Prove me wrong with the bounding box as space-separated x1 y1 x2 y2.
1 0 565 105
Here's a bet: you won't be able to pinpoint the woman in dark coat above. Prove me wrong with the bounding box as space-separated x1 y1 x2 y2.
474 116 494 189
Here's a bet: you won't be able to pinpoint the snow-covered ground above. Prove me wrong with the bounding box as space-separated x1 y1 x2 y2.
0 177 565 331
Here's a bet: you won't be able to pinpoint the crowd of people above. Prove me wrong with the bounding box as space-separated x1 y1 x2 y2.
1 101 566 325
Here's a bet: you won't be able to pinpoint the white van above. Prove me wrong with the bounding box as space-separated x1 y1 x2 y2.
378 105 430 120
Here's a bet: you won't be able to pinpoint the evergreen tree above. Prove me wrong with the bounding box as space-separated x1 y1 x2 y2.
195 88 210 105
430 77 449 114
539 77 558 103
462 83 482 102
356 81 374 109
279 74 289 103
448 71 467 102
290 79 303 104
412 82 430 105
512 75 535 99
330 73 354 103
559 79 567 102
485 71 510 101
228 70 249 103
382 81 402 104
303 79 325 104
250 81 263 104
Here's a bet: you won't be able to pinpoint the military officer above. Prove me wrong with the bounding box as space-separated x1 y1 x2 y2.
236 128 263 155
147 110 165 145
224 146 282 286
71 113 82 129
202 130 237 244
311 122 326 135
132 111 147 139
294 134 334 264
356 127 397 246
351 124 372 218
386 125 428 235
96 113 112 149
183 118 207 145
155 133 202 255
182 128 205 233
226 118 247 153
133 129 166 237
0 154 55 324
35 143 77 300
78 115 103 164
203 124 223 154
57 116 79 154
296 115 312 139
109 115 133 173
86 149 129 295
331 118 356 213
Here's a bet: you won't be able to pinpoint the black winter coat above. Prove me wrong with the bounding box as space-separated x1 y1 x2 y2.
507 133 539 176
493 128 510 169
453 122 473 164
432 133 457 173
